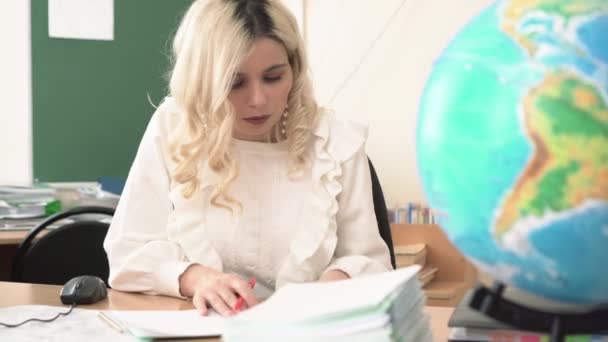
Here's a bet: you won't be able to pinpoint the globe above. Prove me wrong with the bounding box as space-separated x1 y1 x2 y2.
417 0 608 305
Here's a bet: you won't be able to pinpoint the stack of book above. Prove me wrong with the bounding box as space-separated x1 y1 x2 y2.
224 266 432 341
418 266 438 288
394 243 438 288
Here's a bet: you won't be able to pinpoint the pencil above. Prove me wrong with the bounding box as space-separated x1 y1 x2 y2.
98 311 124 333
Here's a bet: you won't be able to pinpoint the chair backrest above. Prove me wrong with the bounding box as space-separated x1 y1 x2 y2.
11 206 115 286
368 158 397 269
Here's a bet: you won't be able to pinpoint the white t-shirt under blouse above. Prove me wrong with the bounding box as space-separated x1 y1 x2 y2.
103 97 392 299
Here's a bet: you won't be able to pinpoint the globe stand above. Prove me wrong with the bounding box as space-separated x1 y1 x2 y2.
467 282 608 342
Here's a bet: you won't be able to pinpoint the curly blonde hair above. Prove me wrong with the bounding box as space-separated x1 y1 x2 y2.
168 0 320 212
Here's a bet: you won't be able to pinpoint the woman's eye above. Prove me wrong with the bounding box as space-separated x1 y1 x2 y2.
264 75 282 83
231 80 244 89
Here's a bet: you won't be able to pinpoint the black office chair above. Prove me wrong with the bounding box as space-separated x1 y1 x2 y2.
11 206 115 286
368 158 397 269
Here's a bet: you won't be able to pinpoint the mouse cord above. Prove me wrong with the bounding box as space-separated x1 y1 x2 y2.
0 304 76 328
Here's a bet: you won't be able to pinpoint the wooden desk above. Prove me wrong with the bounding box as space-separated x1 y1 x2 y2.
0 281 453 341
0 230 38 246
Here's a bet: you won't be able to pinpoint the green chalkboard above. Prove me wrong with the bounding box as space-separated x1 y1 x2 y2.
32 0 192 182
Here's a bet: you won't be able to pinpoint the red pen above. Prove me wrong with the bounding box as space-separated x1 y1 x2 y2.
233 276 256 312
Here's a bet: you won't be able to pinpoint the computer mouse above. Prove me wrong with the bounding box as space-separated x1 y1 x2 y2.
60 275 108 305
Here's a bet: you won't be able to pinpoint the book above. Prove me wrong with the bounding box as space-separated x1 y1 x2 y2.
223 265 432 341
425 281 464 300
449 326 608 342
448 290 608 341
395 243 427 268
418 266 438 288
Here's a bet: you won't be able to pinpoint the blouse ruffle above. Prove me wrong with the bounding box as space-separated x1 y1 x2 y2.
274 114 369 287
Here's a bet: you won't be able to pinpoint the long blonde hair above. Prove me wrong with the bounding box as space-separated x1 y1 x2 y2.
168 0 320 211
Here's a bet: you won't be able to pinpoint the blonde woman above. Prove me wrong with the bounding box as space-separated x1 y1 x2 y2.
104 0 391 317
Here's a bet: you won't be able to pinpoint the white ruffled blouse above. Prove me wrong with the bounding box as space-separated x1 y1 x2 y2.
103 97 392 298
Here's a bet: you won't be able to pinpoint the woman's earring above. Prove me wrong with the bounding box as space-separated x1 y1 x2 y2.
202 115 209 133
281 110 288 135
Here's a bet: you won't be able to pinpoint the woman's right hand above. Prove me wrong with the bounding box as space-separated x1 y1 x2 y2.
179 264 258 316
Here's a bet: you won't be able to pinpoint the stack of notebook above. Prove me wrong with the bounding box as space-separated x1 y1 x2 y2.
224 265 432 341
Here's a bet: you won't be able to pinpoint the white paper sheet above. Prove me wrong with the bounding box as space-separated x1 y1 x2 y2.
0 305 134 342
0 305 224 341
104 309 225 338
48 0 114 41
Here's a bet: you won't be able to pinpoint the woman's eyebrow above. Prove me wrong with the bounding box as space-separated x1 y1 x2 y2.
265 63 288 72
235 64 288 77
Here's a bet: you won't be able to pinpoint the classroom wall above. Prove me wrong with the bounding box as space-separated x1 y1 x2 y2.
0 1 32 185
1 0 494 201
305 0 493 206
0 1 299 186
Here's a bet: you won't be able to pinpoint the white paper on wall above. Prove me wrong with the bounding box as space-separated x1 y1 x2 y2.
48 0 114 41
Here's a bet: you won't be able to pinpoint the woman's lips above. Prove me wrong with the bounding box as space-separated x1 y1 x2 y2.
243 115 270 125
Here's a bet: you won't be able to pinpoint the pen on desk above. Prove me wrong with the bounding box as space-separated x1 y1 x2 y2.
98 311 124 334
233 276 256 312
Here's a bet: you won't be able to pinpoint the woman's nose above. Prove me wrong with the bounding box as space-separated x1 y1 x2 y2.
247 82 267 107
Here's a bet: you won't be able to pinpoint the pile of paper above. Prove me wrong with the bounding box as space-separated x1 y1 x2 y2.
0 185 59 219
224 265 432 341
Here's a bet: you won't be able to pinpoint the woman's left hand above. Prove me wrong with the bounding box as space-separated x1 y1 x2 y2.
318 269 350 282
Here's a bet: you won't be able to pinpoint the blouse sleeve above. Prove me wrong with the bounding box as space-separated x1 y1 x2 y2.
103 106 192 298
323 145 393 277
